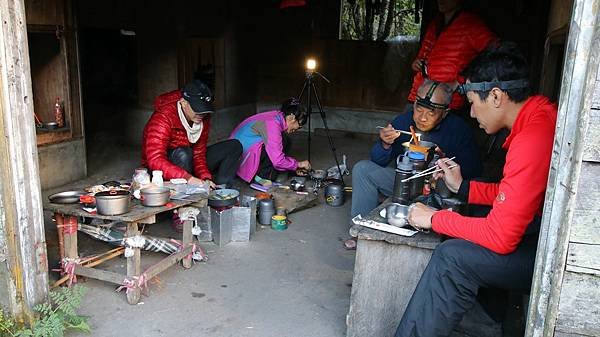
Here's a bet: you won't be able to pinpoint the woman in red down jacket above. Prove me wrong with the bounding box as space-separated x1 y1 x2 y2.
141 80 242 188
409 0 496 111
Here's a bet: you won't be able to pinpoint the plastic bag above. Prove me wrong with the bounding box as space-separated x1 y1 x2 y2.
327 154 350 180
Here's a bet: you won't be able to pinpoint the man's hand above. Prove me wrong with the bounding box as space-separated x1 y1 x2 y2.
188 176 216 189
298 160 312 171
433 158 463 193
407 202 436 230
411 59 424 72
379 124 400 148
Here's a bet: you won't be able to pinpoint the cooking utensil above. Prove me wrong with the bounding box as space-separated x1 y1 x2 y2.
43 122 59 129
140 186 171 207
310 169 326 180
385 203 409 227
290 179 305 192
48 190 86 204
208 188 240 208
95 190 130 215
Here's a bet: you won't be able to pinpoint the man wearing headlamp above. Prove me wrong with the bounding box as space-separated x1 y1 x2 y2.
350 79 481 220
142 80 243 189
394 42 557 337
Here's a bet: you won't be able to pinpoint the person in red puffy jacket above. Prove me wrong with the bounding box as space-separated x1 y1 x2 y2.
141 80 242 188
394 42 557 337
409 0 496 111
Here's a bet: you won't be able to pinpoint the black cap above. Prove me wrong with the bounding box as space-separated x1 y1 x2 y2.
182 80 214 114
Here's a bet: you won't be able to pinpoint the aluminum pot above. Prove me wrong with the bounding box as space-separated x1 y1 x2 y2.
95 190 130 215
208 188 240 208
140 186 171 207
258 198 275 225
325 183 344 207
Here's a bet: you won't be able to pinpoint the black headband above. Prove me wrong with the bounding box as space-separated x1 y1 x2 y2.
457 79 529 95
415 82 449 111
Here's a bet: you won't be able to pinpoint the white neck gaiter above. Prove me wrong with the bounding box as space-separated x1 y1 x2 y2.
177 101 203 143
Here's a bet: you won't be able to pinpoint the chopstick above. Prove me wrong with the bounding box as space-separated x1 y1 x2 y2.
410 126 420 146
400 156 456 183
401 164 458 182
376 126 422 138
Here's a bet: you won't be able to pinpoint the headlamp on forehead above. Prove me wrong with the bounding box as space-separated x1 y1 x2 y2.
457 79 529 95
415 82 449 111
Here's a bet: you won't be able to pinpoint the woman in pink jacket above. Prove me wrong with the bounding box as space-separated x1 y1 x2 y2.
230 98 311 183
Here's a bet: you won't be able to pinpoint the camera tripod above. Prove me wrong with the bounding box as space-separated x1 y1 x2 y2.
298 70 345 185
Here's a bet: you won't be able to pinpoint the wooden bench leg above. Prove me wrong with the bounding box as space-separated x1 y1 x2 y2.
54 213 66 261
182 219 193 269
62 215 79 260
126 222 141 304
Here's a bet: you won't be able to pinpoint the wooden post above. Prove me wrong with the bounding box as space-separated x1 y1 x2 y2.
126 222 141 304
0 0 49 324
182 219 193 269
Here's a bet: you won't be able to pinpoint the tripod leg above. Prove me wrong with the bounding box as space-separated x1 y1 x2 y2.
297 79 312 162
310 82 345 185
307 79 312 163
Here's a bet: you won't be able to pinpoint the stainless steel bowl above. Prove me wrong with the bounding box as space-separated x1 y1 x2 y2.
385 203 409 227
44 122 59 129
48 190 86 204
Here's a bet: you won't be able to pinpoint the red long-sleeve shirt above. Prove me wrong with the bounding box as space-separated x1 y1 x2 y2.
432 96 557 254
141 90 212 181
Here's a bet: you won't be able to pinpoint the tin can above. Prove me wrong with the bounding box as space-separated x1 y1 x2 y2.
271 215 288 231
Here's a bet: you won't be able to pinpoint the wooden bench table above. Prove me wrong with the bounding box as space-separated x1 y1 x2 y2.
44 191 208 304
346 200 504 337
346 200 442 337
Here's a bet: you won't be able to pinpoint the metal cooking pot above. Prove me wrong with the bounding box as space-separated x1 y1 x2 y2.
290 179 305 191
258 198 275 225
95 190 130 215
310 169 327 180
208 188 240 208
325 183 344 207
140 187 171 207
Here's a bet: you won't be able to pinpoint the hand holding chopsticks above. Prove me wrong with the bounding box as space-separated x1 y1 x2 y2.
376 126 422 138
400 156 457 183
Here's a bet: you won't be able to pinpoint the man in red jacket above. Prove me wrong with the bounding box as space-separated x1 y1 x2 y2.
394 42 557 337
408 0 496 112
142 80 242 188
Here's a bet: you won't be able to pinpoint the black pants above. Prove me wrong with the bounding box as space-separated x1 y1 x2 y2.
394 232 539 337
256 133 291 181
167 139 242 186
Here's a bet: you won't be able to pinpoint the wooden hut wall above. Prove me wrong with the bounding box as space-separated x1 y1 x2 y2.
553 62 600 337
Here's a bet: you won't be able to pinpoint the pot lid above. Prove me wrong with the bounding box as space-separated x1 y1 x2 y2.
95 190 130 197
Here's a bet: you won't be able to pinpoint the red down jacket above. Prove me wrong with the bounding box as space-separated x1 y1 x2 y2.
141 90 212 181
409 11 496 109
431 96 557 254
